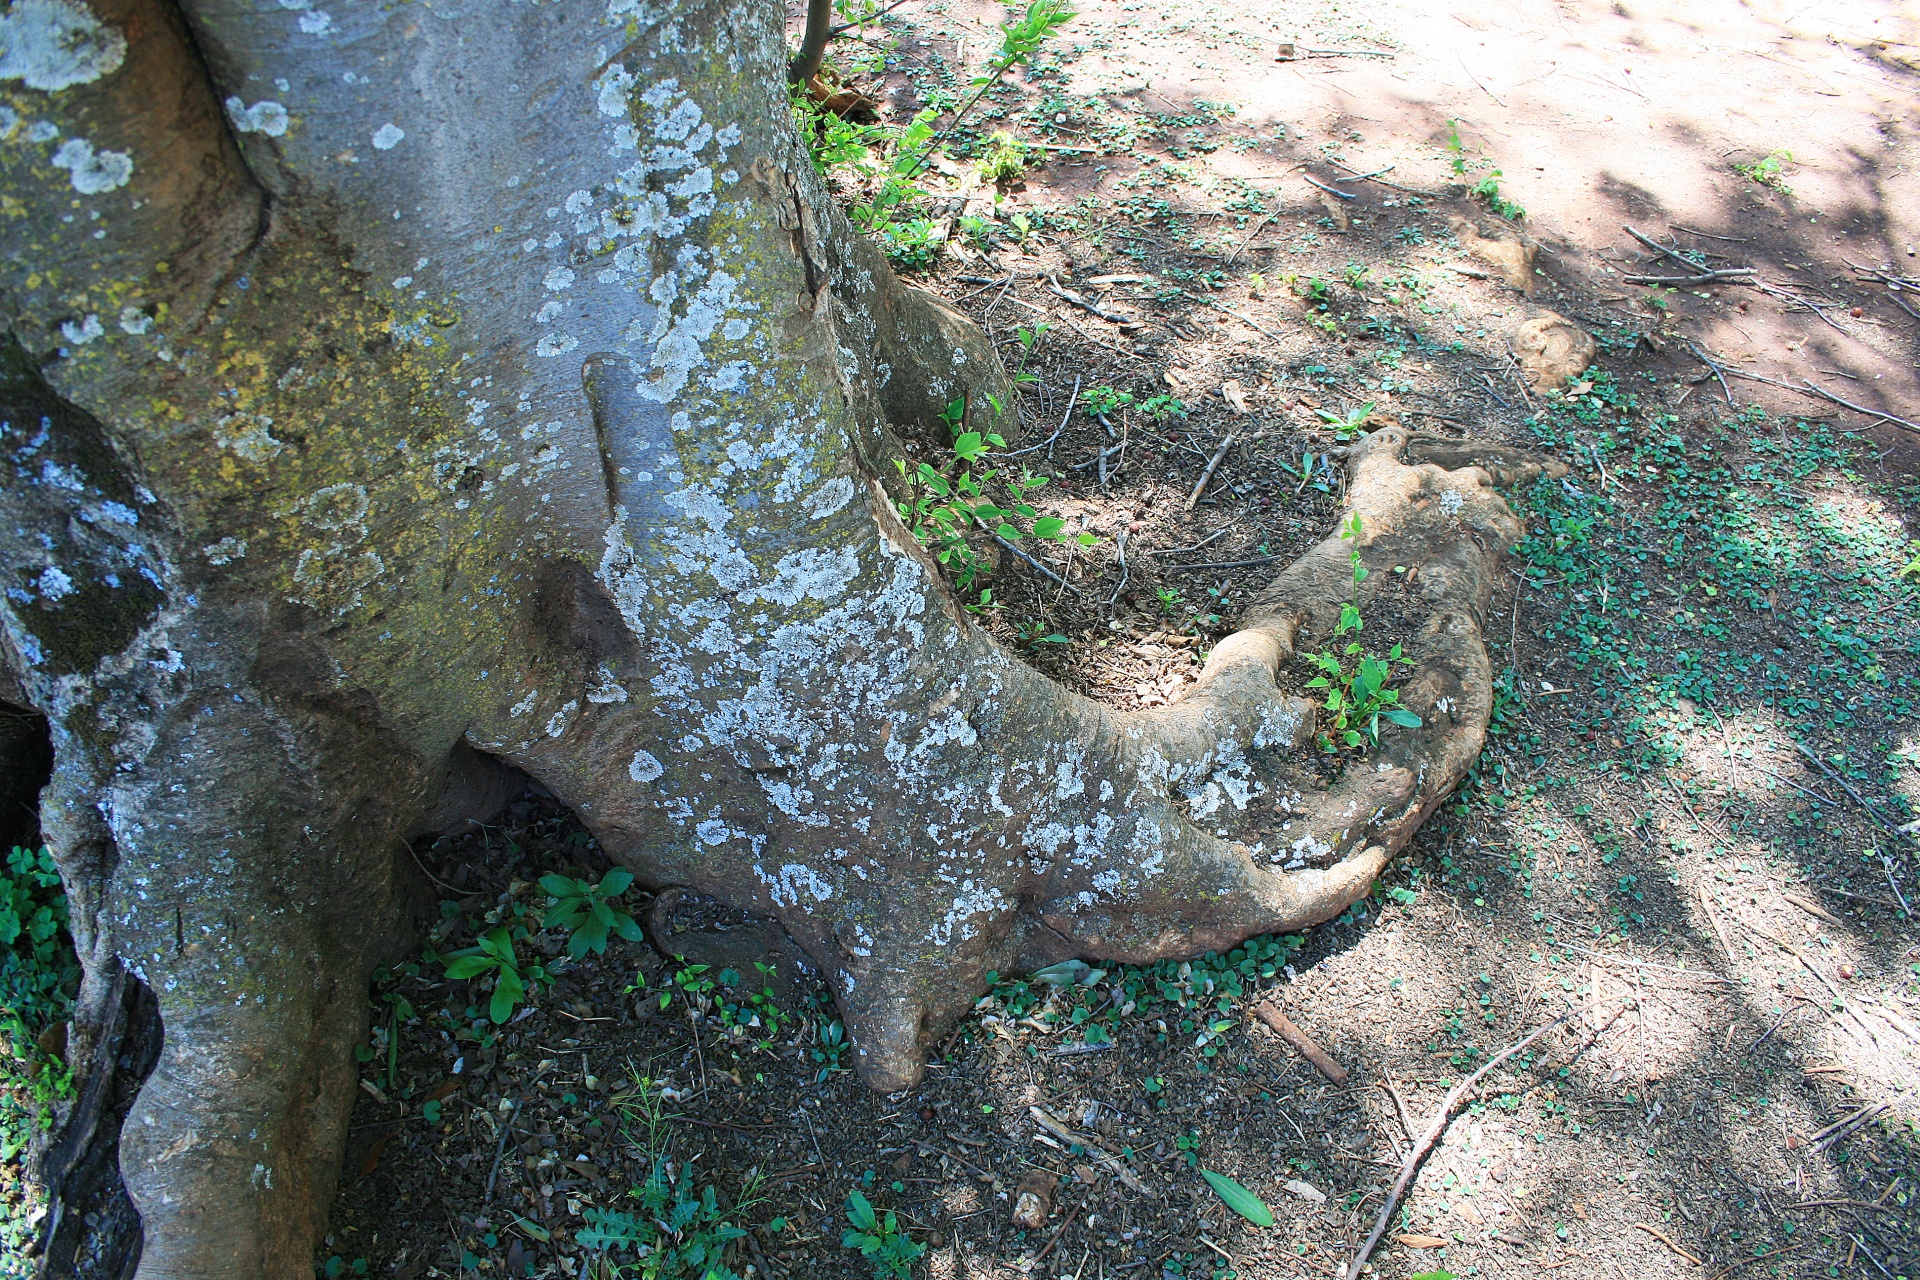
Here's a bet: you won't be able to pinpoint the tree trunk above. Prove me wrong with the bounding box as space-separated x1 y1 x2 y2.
0 0 1559 1271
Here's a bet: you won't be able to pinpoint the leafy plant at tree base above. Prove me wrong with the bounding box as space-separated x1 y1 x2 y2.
441 927 529 1024
1 845 79 1167
879 216 944 270
1472 172 1525 220
812 1018 849 1080
1318 401 1375 441
842 1189 926 1279
1306 633 1422 751
894 401 1094 591
540 868 643 958
578 1161 759 1280
1080 385 1134 418
900 0 1075 181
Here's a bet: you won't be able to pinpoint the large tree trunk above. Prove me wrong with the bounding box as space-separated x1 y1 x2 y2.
0 0 1558 1272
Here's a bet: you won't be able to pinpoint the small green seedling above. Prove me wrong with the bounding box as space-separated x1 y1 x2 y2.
540 868 643 959
814 1019 849 1080
977 129 1034 182
442 927 528 1024
1340 511 1368 584
843 1189 926 1279
1734 149 1792 194
1137 393 1186 422
578 1161 754 1277
1318 402 1375 441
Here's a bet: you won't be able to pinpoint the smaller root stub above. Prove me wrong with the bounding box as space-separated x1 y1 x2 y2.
761 426 1565 1091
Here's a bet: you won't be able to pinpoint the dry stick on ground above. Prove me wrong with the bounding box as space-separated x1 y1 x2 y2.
1303 173 1358 200
1330 157 1429 196
1184 434 1237 510
1224 213 1274 267
1705 1245 1806 1280
1684 341 1737 405
1050 282 1140 327
1623 224 1744 277
1252 1003 1348 1083
480 1098 518 1209
1176 289 1288 343
1005 374 1080 459
994 535 1081 595
1105 527 1131 607
1379 1080 1416 1152
1792 740 1916 847
1633 1221 1705 1266
1344 1013 1572 1280
1719 366 1920 434
1166 555 1286 574
1146 528 1227 557
1810 1101 1890 1149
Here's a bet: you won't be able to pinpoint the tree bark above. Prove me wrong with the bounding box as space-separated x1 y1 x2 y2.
0 0 1559 1272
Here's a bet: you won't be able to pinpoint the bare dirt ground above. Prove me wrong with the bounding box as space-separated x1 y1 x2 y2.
316 2 1920 1278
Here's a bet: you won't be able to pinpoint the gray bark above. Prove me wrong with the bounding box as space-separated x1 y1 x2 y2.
0 0 1557 1271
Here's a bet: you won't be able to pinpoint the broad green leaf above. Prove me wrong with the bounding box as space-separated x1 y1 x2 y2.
1032 517 1066 538
1383 708 1424 727
490 966 525 1023
600 868 634 896
443 955 494 980
1200 1169 1274 1227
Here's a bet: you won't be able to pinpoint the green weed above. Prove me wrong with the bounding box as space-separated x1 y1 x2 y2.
843 1189 926 1278
894 402 1094 591
440 927 534 1025
1734 149 1793 194
582 1072 766 1279
976 129 1035 183
539 868 643 959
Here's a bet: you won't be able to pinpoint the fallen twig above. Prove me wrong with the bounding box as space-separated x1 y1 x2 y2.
1623 224 1725 275
1029 1106 1150 1193
1684 341 1737 405
1811 1101 1890 1152
1303 173 1358 200
1049 282 1139 326
1345 1014 1571 1280
1792 740 1915 846
1176 289 1287 343
1633 1221 1704 1266
1251 1003 1348 1083
1224 213 1273 266
1625 269 1754 283
1704 1244 1804 1280
994 535 1082 595
1165 555 1284 574
1105 527 1131 607
1004 374 1080 459
481 1098 518 1209
1330 157 1428 195
1184 433 1236 511
1146 528 1227 557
